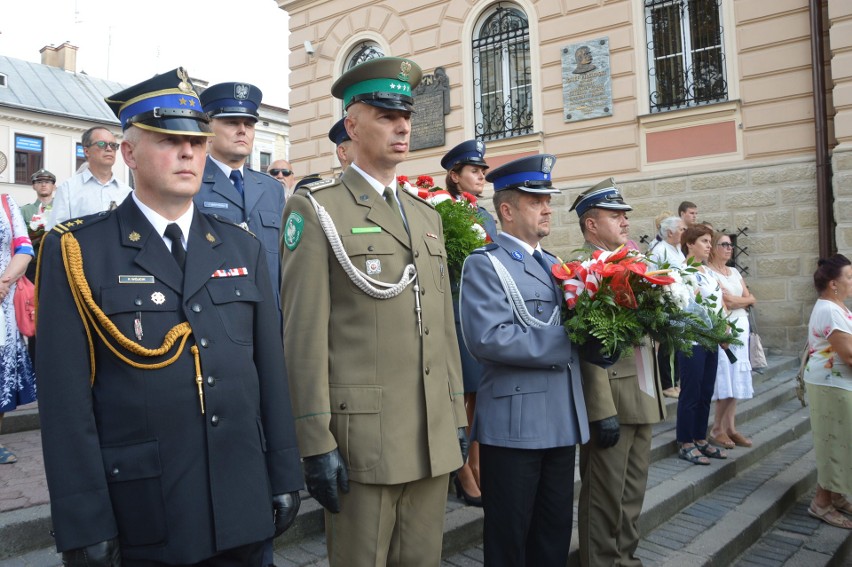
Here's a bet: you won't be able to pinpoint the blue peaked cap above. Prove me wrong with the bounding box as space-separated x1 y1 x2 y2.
201 82 262 120
485 154 560 193
441 139 489 171
328 118 351 145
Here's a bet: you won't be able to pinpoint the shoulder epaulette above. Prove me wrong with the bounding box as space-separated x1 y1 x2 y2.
50 212 110 235
304 178 338 193
208 214 257 238
471 242 500 255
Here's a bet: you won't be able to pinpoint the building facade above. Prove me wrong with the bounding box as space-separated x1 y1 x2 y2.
279 0 852 351
1 43 292 206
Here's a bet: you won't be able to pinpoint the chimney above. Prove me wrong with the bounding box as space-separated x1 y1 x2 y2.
39 42 78 72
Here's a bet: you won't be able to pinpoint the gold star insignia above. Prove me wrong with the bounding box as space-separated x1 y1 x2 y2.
188 99 196 107
129 231 141 242
75 219 84 225
206 233 216 243
179 97 188 106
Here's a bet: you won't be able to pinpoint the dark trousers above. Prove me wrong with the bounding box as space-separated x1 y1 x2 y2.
123 540 265 567
657 342 675 390
676 346 719 443
480 443 576 567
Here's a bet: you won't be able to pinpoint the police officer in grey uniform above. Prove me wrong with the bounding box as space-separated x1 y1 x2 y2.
459 155 589 567
37 68 302 567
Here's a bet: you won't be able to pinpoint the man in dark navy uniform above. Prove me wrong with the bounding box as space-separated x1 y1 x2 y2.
36 68 302 567
195 82 285 311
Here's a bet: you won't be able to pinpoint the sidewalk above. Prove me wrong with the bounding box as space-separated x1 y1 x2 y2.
0 404 47 515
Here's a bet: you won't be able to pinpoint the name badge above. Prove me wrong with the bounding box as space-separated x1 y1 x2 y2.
119 275 155 284
204 201 229 209
352 227 382 234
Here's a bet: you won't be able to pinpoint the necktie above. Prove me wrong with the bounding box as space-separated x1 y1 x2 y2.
164 223 186 271
532 250 551 277
383 187 403 223
229 169 245 196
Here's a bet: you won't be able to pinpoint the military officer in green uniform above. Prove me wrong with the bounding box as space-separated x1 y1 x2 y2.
573 179 667 567
36 68 303 566
280 57 467 567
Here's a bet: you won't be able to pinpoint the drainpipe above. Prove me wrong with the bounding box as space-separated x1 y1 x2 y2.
810 0 833 257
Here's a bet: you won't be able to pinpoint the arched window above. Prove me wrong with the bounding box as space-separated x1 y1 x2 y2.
345 41 385 71
472 4 533 141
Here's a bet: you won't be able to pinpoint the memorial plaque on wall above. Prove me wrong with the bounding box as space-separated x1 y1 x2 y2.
411 67 450 151
561 37 613 123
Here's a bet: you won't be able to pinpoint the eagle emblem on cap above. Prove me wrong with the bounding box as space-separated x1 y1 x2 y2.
476 141 485 154
398 61 412 82
234 83 250 100
542 156 554 173
177 67 192 93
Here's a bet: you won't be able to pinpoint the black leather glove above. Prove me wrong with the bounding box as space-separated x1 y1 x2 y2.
272 491 301 537
593 415 621 449
302 448 349 513
457 427 469 463
61 538 121 567
578 337 620 369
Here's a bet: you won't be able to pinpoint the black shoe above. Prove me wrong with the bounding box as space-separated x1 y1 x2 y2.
453 475 483 507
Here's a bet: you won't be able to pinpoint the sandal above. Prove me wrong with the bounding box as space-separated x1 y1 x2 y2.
831 496 852 516
0 446 17 464
729 432 753 448
708 433 735 450
678 444 710 465
695 441 727 459
808 502 852 529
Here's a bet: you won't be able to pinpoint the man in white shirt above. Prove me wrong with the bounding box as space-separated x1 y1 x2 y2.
46 127 132 229
648 216 686 268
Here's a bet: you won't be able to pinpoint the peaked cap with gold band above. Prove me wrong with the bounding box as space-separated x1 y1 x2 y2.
105 67 213 136
331 56 422 112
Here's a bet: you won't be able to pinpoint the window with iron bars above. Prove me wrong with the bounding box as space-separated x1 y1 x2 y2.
473 4 533 141
645 0 727 113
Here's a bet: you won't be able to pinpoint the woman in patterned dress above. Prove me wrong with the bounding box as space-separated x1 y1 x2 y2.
0 195 35 464
803 254 852 529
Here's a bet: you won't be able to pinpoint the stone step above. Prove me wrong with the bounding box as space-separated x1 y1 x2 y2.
0 354 807 563
732 490 852 567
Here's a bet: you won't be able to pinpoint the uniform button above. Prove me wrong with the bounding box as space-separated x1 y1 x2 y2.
235 289 242 297
551 365 558 370
110 467 119 477
414 250 420 258
368 245 375 252
134 298 143 306
200 338 209 348
339 402 347 410
535 292 540 298
192 304 202 313
424 327 429 335
421 288 426 295
211 415 219 426
425 367 430 375
612 371 618 377
207 376 215 386
515 386 521 392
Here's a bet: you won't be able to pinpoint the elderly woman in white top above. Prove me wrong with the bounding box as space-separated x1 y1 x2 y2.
705 232 756 450
649 216 686 397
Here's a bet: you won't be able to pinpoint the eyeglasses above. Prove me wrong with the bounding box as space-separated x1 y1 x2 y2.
717 242 733 248
88 141 120 151
269 169 293 177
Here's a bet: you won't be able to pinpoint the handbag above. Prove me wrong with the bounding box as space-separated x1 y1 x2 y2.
794 340 809 407
1 194 36 337
747 307 768 371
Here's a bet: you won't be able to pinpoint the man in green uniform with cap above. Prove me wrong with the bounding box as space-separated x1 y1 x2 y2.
280 57 467 566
